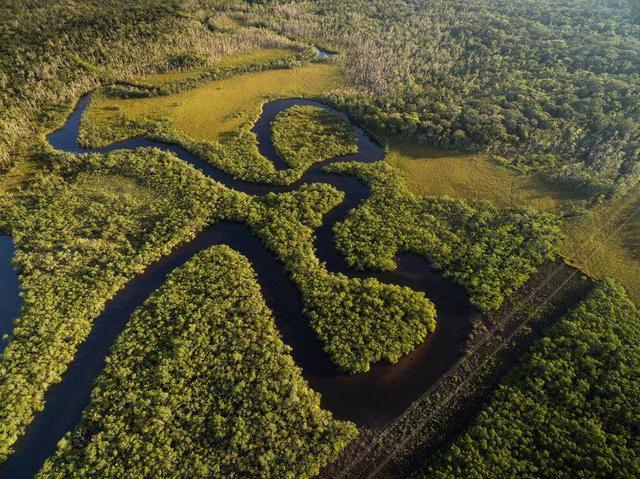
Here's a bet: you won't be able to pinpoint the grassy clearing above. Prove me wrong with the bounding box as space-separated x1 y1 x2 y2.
87 63 343 143
386 142 590 214
272 105 357 170
217 47 295 68
325 161 561 312
562 189 640 305
72 173 158 207
0 159 39 198
386 141 640 304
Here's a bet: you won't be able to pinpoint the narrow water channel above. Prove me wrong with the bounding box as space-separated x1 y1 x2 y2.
0 95 479 478
0 235 21 354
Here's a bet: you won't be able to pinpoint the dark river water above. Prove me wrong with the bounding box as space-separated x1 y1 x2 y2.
0 235 21 354
0 95 479 478
317 48 337 60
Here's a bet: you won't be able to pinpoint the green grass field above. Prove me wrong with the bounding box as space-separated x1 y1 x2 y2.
217 47 294 68
387 143 640 304
386 142 590 214
562 189 640 304
386 141 640 304
88 62 343 142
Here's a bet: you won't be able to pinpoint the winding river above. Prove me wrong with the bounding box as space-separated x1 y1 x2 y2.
0 236 21 355
0 95 479 478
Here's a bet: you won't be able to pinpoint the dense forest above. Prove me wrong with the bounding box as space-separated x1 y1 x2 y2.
249 0 640 196
2 1 639 477
36 246 355 478
0 147 233 462
325 161 560 311
420 280 640 478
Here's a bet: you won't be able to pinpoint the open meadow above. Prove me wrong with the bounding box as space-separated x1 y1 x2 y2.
87 61 343 143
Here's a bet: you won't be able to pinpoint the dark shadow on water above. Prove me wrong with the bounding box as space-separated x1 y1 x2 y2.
0 94 479 478
0 235 21 354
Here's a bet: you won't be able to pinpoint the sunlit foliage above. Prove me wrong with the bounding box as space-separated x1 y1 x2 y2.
37 246 356 478
249 0 640 195
421 281 640 478
0 148 237 461
236 184 437 373
271 105 357 169
325 161 561 311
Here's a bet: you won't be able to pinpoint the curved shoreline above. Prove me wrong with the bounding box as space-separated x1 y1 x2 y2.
0 235 21 355
0 95 478 478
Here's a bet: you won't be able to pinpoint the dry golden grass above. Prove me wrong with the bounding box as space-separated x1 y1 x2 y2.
88 62 343 142
208 14 240 31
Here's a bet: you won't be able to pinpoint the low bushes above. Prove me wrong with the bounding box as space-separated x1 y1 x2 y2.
271 105 357 169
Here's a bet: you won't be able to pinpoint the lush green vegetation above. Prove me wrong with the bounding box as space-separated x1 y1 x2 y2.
325 161 561 311
0 0 311 172
102 46 316 100
78 64 346 185
236 184 437 373
420 280 640 478
36 246 356 478
271 105 357 169
0 148 236 462
3 2 639 476
250 0 640 196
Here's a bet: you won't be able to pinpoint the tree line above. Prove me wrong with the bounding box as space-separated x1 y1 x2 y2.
420 280 640 478
247 0 640 197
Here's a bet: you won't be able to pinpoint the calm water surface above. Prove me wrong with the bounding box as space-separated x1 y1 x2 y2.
0 94 479 478
0 235 21 354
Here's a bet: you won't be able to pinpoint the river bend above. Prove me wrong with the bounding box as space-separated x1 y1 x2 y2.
0 95 479 478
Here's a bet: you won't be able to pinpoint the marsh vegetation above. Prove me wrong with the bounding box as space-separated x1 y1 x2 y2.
1 1 639 477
